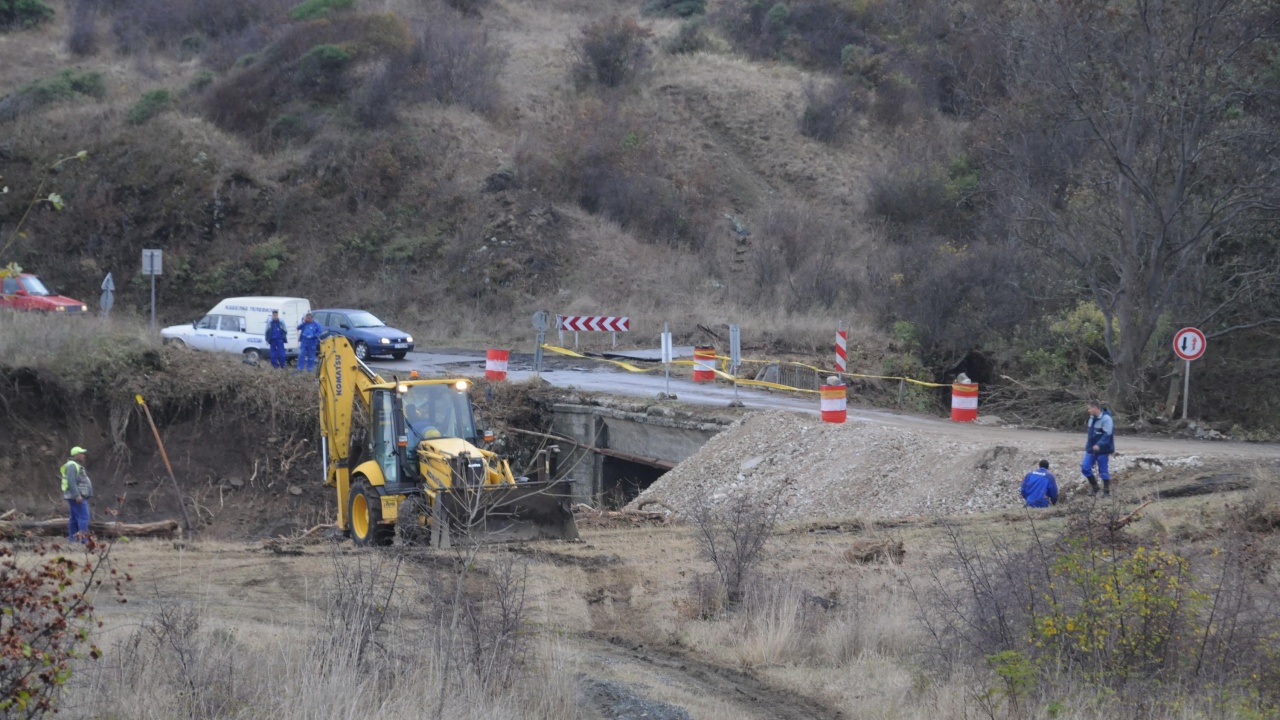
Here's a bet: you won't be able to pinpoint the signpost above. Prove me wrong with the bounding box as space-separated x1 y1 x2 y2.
729 324 742 402
1172 327 1207 420
661 323 673 397
532 310 550 375
99 272 115 318
142 249 162 330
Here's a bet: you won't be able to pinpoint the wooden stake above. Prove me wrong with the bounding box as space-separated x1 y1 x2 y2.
135 394 194 538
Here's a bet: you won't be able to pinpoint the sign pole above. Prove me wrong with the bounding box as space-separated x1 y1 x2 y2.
661 323 672 397
1182 359 1190 421
149 272 156 331
1172 327 1206 421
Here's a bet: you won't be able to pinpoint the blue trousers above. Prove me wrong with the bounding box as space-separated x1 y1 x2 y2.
298 343 318 372
68 499 90 542
1081 452 1110 481
269 342 287 368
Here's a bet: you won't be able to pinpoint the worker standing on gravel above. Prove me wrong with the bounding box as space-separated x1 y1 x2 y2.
296 312 323 373
60 446 94 542
1020 459 1058 508
265 310 288 369
1082 400 1115 497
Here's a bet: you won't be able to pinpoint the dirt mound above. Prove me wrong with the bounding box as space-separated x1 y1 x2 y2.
627 411 1221 521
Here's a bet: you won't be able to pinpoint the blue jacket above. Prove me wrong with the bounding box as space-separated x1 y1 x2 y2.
1086 409 1115 455
1021 468 1058 508
297 320 323 346
266 318 288 345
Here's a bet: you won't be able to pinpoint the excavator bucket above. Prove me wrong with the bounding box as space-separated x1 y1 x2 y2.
429 479 579 548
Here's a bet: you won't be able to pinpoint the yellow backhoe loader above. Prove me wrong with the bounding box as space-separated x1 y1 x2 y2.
317 336 578 547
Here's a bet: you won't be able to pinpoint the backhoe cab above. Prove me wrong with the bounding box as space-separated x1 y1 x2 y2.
318 336 578 547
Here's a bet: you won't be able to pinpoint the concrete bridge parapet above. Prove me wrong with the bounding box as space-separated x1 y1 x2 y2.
549 403 733 507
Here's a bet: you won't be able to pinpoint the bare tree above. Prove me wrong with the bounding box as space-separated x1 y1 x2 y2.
992 0 1280 408
687 481 787 609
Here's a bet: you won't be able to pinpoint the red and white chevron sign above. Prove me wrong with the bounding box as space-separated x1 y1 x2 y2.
557 315 630 332
835 329 847 372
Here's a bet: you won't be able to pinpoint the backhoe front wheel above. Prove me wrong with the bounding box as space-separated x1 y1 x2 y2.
348 479 392 547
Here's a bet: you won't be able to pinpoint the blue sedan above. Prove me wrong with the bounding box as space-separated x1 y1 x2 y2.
312 308 415 360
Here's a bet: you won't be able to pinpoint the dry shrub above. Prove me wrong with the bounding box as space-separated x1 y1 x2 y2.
109 0 292 56
747 200 861 310
799 77 864 143
570 15 654 90
444 0 488 16
517 100 713 248
398 16 507 115
203 13 412 139
717 0 870 69
687 482 785 608
67 0 99 56
842 537 904 564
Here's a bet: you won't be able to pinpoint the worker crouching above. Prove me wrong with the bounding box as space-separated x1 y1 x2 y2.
1021 459 1058 508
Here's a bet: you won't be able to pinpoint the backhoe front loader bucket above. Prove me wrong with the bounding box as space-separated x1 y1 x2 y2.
429 479 579 548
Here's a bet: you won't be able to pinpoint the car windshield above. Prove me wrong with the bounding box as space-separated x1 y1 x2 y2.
402 384 476 443
21 277 51 296
348 311 385 329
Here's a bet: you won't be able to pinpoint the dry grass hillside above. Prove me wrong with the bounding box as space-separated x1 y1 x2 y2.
0 0 883 348
3 0 1278 432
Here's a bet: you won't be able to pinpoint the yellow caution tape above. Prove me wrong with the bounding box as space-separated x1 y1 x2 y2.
539 344 950 394
539 344 659 374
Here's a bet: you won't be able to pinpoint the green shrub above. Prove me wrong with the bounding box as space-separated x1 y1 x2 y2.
288 0 354 22
187 70 215 94
128 89 171 125
301 43 350 69
666 17 710 54
67 70 105 98
0 0 55 29
643 0 705 17
11 70 105 111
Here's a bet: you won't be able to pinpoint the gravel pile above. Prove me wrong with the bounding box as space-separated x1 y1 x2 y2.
627 412 1191 521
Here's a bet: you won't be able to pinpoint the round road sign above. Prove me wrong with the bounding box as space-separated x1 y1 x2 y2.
532 310 551 332
1173 327 1206 361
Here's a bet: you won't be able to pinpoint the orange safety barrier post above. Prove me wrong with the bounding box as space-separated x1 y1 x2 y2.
485 349 509 381
820 380 847 423
693 346 716 382
951 382 978 422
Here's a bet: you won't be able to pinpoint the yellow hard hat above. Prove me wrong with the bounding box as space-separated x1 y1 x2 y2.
70 446 88 456
423 428 442 439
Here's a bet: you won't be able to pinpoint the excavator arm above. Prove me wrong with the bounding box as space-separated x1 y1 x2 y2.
317 336 383 531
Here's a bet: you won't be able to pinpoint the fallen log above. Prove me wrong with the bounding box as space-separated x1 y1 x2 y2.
0 518 180 539
843 538 906 565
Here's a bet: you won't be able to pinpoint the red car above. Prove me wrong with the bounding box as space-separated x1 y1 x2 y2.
0 273 88 313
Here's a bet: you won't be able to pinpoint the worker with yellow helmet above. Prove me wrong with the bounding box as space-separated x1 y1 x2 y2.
60 446 94 542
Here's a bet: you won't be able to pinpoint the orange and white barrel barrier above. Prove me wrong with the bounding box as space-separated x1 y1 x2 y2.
485 349 509 381
951 382 978 422
820 384 847 423
693 346 716 382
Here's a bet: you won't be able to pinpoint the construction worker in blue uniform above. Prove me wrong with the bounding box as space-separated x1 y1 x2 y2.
296 312 323 373
265 310 288 369
1082 400 1115 496
61 446 94 542
1020 459 1058 508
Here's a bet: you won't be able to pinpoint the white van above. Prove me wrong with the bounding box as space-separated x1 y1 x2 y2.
162 297 311 361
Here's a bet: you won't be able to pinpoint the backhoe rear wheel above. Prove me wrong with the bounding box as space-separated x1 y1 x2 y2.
348 479 392 547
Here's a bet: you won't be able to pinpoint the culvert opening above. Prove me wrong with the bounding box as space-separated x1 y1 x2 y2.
600 456 667 509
